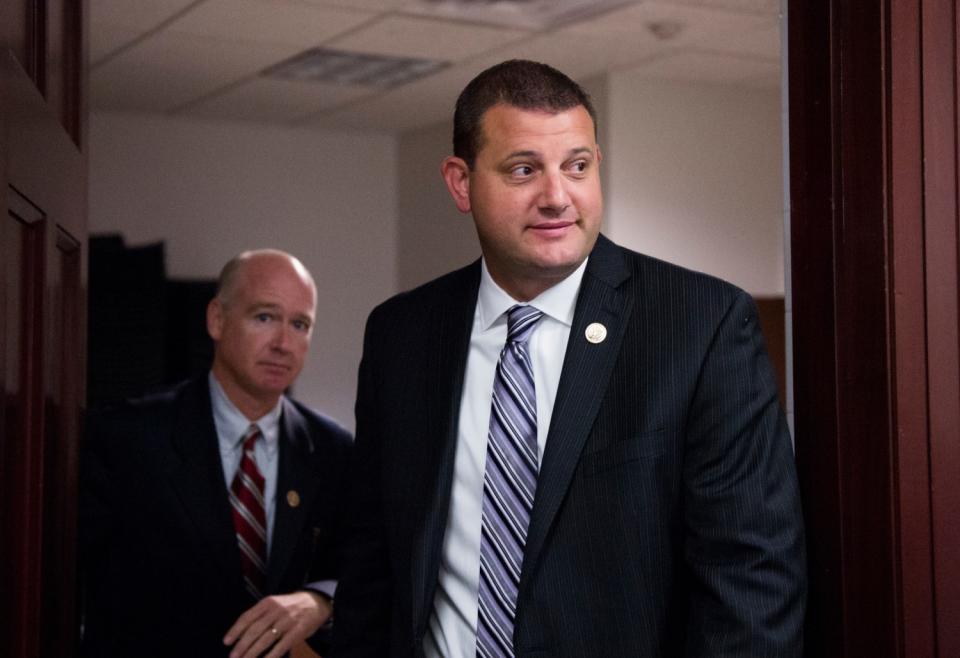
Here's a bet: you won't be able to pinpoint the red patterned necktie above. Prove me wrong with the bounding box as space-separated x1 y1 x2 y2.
230 424 267 599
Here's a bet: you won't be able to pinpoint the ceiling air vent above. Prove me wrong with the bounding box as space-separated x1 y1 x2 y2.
262 48 448 88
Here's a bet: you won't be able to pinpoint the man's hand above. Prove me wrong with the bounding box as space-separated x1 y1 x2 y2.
223 590 332 658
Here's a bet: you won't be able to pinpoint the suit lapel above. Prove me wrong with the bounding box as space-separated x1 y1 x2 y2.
410 263 480 638
163 379 244 591
266 400 321 594
519 235 633 598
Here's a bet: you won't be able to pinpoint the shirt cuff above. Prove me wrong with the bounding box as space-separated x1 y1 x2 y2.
303 579 337 601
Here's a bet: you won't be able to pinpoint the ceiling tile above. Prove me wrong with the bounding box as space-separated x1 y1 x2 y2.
306 32 660 134
88 0 784 128
665 0 778 14
697 18 780 58
91 0 198 31
301 62 478 132
91 61 216 113
398 0 640 30
327 15 529 62
91 26 143 63
91 32 301 112
164 0 377 48
464 28 662 83
309 99 437 134
182 77 374 123
292 0 412 10
567 0 772 48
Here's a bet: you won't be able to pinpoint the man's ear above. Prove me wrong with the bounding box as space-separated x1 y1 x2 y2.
206 298 224 341
441 156 472 214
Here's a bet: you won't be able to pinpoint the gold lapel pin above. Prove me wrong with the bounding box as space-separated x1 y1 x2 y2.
286 490 301 508
585 322 607 344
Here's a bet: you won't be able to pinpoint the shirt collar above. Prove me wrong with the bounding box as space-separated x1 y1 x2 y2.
209 372 283 451
477 257 588 331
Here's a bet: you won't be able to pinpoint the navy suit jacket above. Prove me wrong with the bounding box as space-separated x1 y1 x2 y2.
80 376 352 657
332 235 805 657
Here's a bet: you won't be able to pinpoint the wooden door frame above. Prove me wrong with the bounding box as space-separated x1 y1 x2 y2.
788 0 959 656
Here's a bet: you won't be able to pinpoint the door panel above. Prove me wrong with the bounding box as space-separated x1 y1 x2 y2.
1 1 87 654
1 194 47 657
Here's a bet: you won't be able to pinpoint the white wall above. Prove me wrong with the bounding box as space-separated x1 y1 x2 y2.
396 121 479 291
604 76 784 296
89 112 398 429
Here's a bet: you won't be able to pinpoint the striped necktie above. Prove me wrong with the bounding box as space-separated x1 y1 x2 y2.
230 424 267 599
476 304 543 657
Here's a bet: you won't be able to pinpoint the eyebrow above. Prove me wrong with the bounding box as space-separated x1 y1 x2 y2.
505 150 538 159
248 302 313 319
248 302 282 312
503 146 595 160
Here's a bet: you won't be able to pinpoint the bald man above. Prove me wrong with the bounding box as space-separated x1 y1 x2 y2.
81 250 352 658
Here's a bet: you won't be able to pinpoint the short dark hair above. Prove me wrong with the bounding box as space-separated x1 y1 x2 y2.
453 59 598 168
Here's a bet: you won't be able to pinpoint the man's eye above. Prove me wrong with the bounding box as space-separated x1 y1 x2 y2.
292 320 310 332
255 313 273 322
511 165 534 178
571 160 588 172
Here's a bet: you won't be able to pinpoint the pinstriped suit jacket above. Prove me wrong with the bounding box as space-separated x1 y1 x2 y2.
333 234 805 657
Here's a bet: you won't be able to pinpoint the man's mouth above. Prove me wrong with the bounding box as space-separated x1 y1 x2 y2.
529 220 576 233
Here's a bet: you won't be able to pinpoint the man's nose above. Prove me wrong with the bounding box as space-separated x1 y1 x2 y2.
270 323 292 351
538 172 572 214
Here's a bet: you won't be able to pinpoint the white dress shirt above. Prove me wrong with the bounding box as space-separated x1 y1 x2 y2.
209 372 282 557
209 373 338 600
424 258 588 658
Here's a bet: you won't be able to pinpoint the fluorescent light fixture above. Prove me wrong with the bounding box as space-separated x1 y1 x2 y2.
262 48 449 88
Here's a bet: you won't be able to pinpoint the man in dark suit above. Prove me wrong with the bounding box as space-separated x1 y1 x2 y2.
332 60 805 657
81 249 352 658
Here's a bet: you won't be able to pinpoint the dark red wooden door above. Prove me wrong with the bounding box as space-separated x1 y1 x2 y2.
1 1 87 656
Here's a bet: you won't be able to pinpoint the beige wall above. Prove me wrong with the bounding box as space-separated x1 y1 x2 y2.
89 112 398 429
396 121 479 291
604 76 784 296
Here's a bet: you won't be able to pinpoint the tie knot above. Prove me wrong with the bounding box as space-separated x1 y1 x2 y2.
506 305 543 345
241 425 261 451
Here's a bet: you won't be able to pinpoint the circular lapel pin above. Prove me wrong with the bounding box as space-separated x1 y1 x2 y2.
585 322 607 344
286 490 301 508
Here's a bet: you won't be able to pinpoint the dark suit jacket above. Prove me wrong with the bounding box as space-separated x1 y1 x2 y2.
332 235 805 657
80 376 352 657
